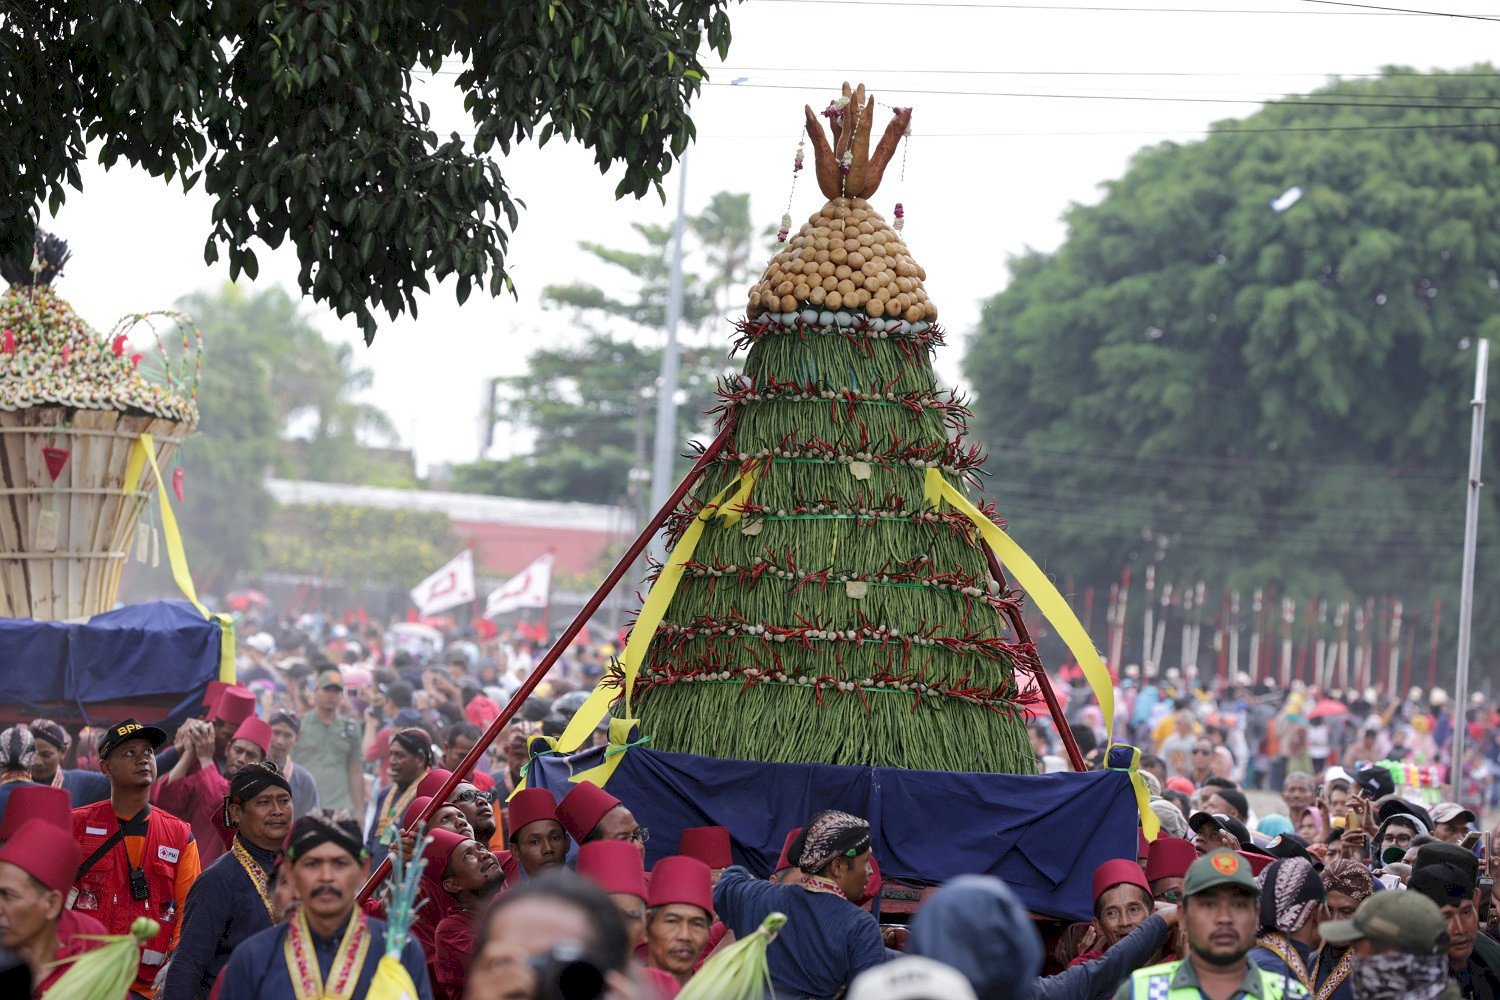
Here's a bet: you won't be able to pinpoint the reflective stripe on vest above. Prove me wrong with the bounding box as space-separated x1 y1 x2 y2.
1130 960 1309 1000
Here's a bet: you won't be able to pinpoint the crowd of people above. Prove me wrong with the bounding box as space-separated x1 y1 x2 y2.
0 613 1493 1000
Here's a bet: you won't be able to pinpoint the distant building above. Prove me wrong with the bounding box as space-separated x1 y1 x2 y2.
265 479 633 578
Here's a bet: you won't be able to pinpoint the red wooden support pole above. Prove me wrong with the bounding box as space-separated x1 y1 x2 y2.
356 423 735 903
981 543 1086 773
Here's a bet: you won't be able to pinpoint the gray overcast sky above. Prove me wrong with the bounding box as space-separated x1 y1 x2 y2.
42 0 1500 499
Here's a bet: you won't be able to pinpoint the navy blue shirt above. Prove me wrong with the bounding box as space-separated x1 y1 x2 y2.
218 912 432 1000
713 866 887 999
60 769 111 807
162 836 280 999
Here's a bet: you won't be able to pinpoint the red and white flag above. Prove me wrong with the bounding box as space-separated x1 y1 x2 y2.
410 549 477 616
485 553 553 619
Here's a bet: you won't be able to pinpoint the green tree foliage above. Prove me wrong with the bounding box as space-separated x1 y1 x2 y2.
262 502 451 589
2 0 735 341
452 193 760 505
172 283 400 584
964 68 1500 673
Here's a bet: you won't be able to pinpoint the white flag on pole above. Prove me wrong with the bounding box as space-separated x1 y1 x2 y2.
410 549 477 616
485 553 553 619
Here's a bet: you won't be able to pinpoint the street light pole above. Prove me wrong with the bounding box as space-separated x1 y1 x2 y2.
648 152 689 565
1450 338 1487 803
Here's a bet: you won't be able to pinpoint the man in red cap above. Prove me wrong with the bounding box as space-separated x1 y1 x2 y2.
429 832 505 1000
210 687 258 768
578 839 650 948
1146 837 1198 904
678 826 734 964
69 717 200 998
156 713 274 862
1071 859 1157 966
557 780 647 862
508 787 569 881
679 826 732 885
646 856 715 996
771 827 805 885
0 818 107 996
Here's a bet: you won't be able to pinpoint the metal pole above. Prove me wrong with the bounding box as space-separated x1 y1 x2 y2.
648 153 690 565
1450 338 1487 803
356 420 733 903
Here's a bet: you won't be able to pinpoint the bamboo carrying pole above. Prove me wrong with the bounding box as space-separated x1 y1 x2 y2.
1450 339 1487 802
355 424 734 903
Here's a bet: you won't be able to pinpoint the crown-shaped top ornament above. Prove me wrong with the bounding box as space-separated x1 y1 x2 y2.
747 84 935 326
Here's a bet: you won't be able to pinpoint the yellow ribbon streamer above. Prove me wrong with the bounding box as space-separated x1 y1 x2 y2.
128 435 237 683
926 469 1153 836
1108 744 1161 841
555 473 748 760
925 469 1114 734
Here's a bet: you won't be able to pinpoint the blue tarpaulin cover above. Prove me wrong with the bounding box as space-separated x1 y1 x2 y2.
530 745 1138 921
0 600 221 730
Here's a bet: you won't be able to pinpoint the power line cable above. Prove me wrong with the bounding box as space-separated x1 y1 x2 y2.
755 0 1499 14
1294 0 1500 21
701 79 1500 112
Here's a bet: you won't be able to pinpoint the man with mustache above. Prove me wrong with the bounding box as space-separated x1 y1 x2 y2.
645 856 715 996
1115 850 1304 1000
508 788 569 881
161 761 294 999
68 718 200 999
219 809 433 1000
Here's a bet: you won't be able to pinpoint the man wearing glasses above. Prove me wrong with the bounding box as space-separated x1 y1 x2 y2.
557 780 650 862
446 778 498 849
1148 837 1198 905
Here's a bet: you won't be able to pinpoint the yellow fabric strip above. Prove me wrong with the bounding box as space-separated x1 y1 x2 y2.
133 435 237 682
555 474 744 757
925 468 1115 735
926 470 1154 834
1133 771 1161 840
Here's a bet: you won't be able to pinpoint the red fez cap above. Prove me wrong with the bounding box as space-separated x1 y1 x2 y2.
1092 858 1151 903
1238 850 1274 876
578 840 648 901
212 686 257 727
1146 837 1198 883
862 852 882 903
232 716 273 756
0 818 80 894
1165 776 1196 796
508 788 562 840
403 796 435 830
0 785 71 841
556 781 621 842
422 828 468 881
202 680 232 711
648 855 714 915
1137 829 1151 859
774 827 804 874
415 769 453 801
678 826 732 869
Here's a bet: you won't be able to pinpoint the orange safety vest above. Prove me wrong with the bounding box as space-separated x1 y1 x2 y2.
69 799 193 982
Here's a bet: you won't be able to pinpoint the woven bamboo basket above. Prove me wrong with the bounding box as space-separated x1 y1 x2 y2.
0 236 202 621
